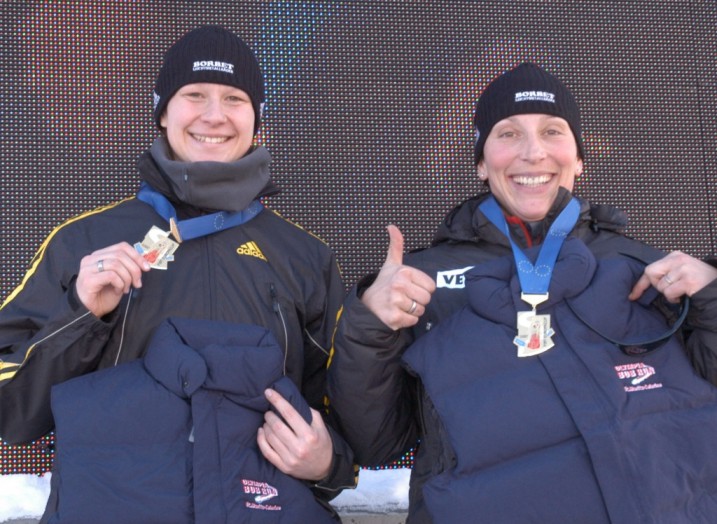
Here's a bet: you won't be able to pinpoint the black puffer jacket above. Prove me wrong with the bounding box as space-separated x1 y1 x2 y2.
0 140 354 496
328 188 717 522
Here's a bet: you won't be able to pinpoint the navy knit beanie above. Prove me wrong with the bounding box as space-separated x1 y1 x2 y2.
473 63 584 163
153 25 265 134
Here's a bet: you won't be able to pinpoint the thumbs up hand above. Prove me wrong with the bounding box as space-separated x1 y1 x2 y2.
361 225 436 330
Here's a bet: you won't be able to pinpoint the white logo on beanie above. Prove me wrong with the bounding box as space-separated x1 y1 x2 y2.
515 90 555 103
193 60 234 74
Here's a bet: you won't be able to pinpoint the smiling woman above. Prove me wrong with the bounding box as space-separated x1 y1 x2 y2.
161 83 256 163
475 63 584 222
153 26 264 164
0 24 354 523
328 61 717 524
479 113 582 222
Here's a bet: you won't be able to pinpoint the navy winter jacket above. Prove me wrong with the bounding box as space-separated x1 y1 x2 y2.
44 317 337 523
329 190 717 522
403 238 717 523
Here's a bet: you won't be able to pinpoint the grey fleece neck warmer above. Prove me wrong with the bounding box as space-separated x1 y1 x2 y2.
148 136 273 213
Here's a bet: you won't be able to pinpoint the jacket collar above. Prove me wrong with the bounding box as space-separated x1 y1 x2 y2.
432 188 628 250
137 136 279 214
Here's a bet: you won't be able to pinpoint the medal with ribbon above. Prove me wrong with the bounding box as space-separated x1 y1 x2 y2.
479 195 580 357
135 182 264 268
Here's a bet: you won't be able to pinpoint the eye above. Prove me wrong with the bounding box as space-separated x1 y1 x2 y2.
223 90 251 104
542 118 571 136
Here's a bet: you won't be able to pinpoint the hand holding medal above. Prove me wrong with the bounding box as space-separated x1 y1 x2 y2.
76 241 152 318
75 226 179 318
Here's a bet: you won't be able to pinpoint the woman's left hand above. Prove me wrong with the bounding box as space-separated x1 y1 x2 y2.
629 251 717 303
257 388 333 481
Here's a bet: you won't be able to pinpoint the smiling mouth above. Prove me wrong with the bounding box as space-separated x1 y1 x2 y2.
192 134 230 144
513 174 552 186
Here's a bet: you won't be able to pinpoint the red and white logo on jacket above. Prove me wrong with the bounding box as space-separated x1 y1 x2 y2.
614 362 663 392
242 479 281 511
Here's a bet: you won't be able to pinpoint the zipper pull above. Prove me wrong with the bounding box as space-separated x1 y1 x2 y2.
269 283 280 313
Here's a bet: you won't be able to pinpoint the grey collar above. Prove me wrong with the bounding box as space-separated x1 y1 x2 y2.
148 137 273 212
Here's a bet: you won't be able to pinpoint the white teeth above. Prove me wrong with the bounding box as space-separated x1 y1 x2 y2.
193 135 229 144
513 175 551 186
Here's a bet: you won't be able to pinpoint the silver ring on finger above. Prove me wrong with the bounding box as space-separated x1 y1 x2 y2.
408 299 417 315
97 259 105 273
663 274 673 285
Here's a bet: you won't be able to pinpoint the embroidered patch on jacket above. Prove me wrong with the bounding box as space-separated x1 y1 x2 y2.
436 266 474 289
236 241 267 261
242 479 281 510
614 362 663 392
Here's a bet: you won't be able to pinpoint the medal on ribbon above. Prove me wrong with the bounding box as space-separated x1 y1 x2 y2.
134 226 179 270
479 196 580 357
132 183 265 270
514 294 555 357
136 182 263 244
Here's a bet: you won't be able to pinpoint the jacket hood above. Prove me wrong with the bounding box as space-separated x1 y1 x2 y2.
144 317 283 400
137 136 280 213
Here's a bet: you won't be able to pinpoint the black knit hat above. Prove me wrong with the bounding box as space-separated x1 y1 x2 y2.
153 25 265 134
473 63 584 163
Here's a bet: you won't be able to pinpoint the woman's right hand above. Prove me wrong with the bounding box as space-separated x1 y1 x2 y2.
362 225 436 330
75 242 151 318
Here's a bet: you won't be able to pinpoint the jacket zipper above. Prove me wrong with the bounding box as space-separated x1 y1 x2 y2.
113 288 134 366
269 283 289 375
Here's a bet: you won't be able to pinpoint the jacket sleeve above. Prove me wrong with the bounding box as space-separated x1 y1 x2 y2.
682 278 717 386
299 250 357 497
326 284 419 467
0 233 116 444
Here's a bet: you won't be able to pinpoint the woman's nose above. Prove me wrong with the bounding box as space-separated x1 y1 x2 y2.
521 133 547 161
201 99 227 123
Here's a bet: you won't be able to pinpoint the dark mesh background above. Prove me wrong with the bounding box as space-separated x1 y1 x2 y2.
1 0 715 474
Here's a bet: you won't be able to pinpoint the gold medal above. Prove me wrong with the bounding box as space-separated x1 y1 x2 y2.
514 312 555 357
134 226 180 270
513 293 554 357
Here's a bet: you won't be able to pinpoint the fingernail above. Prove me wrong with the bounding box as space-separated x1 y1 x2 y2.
265 388 273 399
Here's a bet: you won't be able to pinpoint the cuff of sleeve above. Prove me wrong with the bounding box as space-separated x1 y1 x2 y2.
69 276 121 324
687 278 717 331
311 424 358 498
355 272 378 299
342 287 408 347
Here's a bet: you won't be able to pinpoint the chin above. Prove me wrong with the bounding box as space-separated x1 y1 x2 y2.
517 208 551 222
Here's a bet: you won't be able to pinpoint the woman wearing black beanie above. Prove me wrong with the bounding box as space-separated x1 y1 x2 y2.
0 25 353 523
328 62 717 523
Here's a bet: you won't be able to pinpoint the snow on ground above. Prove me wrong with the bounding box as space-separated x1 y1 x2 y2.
331 468 410 514
0 468 410 522
0 474 50 522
